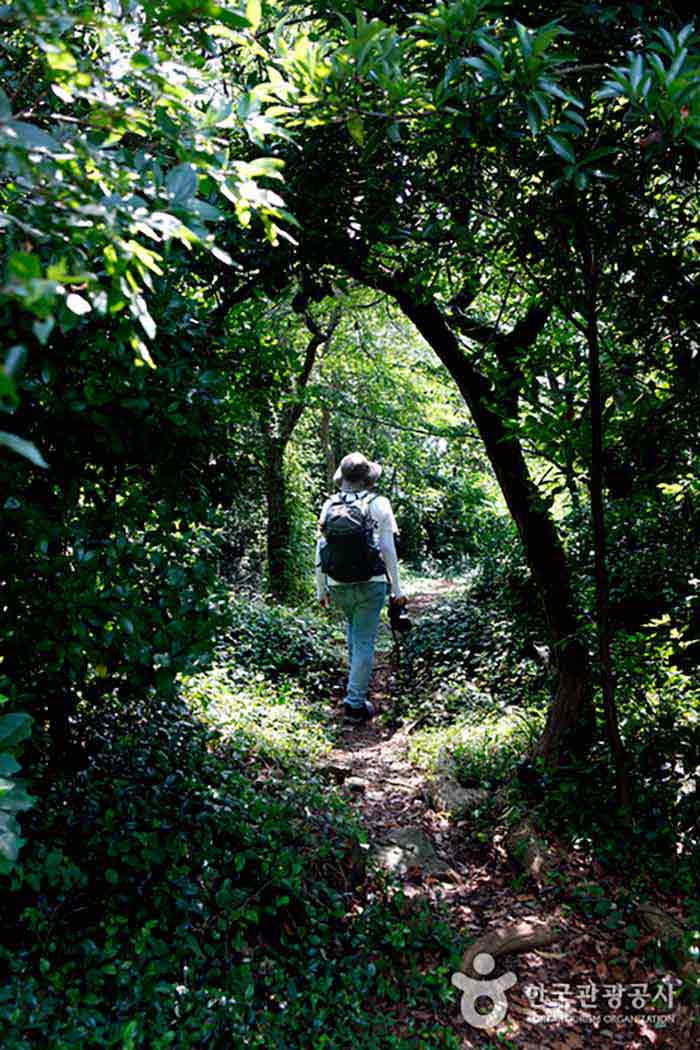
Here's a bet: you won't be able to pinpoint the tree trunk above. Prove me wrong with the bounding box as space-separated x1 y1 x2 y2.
319 405 336 490
262 306 339 599
584 273 632 811
392 292 595 764
264 436 291 600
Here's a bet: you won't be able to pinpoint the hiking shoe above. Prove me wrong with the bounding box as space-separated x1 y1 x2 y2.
342 700 376 723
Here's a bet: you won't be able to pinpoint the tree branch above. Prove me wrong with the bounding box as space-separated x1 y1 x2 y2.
279 305 341 443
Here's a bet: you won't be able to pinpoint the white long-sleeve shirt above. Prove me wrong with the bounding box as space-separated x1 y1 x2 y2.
315 486 404 599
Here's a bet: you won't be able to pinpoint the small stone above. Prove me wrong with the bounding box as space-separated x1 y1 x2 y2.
370 826 451 877
345 776 368 793
428 774 490 820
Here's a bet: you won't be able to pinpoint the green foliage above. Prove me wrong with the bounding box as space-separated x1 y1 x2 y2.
410 703 544 791
4 482 231 724
301 300 491 571
399 552 549 725
186 664 332 766
507 624 700 894
0 650 464 1049
181 597 338 766
0 700 34 874
3 0 700 1040
596 23 700 149
217 593 337 689
271 444 318 603
0 0 301 787
0 1 285 296
0 0 293 460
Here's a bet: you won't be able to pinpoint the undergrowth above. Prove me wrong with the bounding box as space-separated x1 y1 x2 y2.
0 598 465 1050
398 561 700 909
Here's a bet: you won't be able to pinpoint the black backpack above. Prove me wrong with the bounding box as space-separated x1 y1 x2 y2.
319 492 386 583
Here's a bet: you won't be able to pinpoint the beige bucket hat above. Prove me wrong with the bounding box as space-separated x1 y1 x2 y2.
333 451 382 487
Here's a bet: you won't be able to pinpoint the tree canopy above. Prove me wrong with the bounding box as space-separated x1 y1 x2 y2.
1 2 700 1046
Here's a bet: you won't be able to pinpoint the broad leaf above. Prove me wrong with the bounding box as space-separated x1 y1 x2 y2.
0 432 48 468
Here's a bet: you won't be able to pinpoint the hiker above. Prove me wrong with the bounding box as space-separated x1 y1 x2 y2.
315 452 407 722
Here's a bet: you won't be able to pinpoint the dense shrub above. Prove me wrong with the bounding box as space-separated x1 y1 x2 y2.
496 623 700 900
399 560 549 726
0 700 34 874
182 664 333 767
217 595 338 691
0 688 464 1049
3 486 230 748
409 701 545 791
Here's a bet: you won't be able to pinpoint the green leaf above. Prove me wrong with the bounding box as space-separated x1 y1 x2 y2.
242 156 285 180
630 53 644 93
539 79 584 109
531 90 550 118
5 120 61 152
677 24 694 48
33 316 55 345
66 293 91 315
210 244 233 265
0 755 20 776
532 20 565 56
0 431 48 468
0 811 22 864
546 134 576 163
45 47 77 73
477 35 503 66
0 370 18 411
595 83 624 100
657 27 676 55
237 91 253 121
217 9 251 30
0 781 34 813
443 57 466 89
514 21 532 58
667 47 688 86
562 108 586 129
131 295 156 340
246 0 262 32
8 252 41 281
463 57 494 77
580 146 619 166
526 101 540 135
0 712 33 749
347 114 365 147
166 164 198 205
648 53 666 82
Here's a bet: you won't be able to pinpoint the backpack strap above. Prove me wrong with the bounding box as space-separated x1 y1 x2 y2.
322 489 378 524
319 494 342 531
363 492 380 520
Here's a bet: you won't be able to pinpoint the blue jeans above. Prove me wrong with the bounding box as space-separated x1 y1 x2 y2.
329 580 389 708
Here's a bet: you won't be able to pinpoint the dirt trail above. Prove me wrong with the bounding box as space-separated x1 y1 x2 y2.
320 582 692 1050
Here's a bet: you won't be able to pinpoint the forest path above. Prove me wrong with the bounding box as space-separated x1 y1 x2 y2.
318 580 689 1049
319 579 525 1044
323 577 466 874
